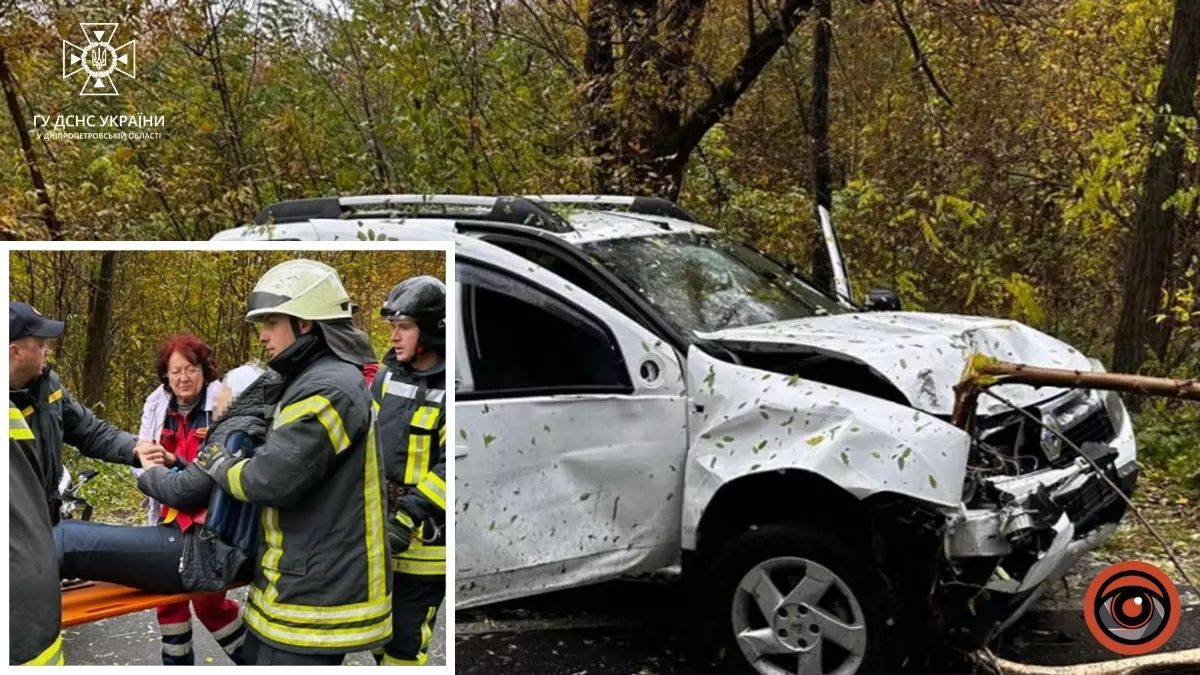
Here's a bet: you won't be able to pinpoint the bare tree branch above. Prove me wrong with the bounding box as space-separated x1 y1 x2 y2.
893 0 954 106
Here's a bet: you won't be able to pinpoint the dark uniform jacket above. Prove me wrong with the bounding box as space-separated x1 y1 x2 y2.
9 401 63 665
9 367 138 522
370 351 447 576
206 334 391 654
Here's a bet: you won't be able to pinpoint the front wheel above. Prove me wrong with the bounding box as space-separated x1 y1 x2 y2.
702 523 903 675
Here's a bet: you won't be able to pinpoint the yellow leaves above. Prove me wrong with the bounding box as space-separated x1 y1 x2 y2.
1003 273 1045 327
960 353 1000 387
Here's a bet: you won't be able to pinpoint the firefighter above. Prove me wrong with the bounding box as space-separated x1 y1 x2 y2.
194 259 391 665
9 301 165 523
371 276 448 666
10 400 63 665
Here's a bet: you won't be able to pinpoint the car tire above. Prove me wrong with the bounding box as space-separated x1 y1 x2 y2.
701 522 903 675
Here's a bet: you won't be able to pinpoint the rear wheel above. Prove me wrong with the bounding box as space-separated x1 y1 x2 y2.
702 523 902 675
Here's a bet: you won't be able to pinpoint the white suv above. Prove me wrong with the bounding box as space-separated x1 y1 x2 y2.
217 195 1138 674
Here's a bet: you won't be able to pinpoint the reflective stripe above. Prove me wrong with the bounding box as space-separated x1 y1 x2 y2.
396 543 446 562
382 375 418 400
23 634 63 666
274 395 351 454
47 389 62 404
21 405 34 417
162 642 192 657
438 424 446 447
260 507 284 603
381 373 443 403
383 655 426 665
244 607 391 649
363 406 388 603
247 587 391 624
209 614 243 641
416 473 446 510
391 557 445 575
10 406 34 441
403 433 430 485
158 621 190 636
161 507 179 525
419 605 437 660
223 633 246 654
412 405 439 430
227 459 250 502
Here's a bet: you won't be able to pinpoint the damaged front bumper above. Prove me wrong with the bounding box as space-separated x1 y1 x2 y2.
938 444 1138 646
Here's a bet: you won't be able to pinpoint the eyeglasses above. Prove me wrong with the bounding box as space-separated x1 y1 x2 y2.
167 365 202 379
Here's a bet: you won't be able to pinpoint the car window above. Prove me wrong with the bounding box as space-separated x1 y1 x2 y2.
479 236 626 311
460 262 632 398
584 233 843 336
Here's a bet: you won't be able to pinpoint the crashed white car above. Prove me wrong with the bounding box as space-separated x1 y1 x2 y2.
216 195 1138 674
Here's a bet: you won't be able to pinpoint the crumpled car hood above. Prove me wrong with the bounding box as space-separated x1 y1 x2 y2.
698 311 1093 416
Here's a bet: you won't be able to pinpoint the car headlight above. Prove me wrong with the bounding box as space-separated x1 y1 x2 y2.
1040 412 1064 461
1103 388 1128 432
1087 356 1130 432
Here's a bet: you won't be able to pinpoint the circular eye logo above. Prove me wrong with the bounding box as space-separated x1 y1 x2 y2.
1084 561 1180 655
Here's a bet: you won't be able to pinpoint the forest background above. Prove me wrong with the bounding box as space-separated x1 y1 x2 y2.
1 0 1196 555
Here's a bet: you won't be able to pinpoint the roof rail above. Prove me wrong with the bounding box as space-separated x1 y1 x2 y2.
525 194 697 222
252 195 572 232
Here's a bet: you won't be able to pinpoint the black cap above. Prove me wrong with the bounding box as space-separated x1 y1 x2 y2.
10 302 65 341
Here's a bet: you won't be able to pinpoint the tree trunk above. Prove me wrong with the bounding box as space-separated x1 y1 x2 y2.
81 252 117 408
809 0 835 292
584 0 617 192
1113 0 1200 374
0 46 62 240
582 0 814 198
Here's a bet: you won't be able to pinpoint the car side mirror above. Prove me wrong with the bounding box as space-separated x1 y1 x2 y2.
864 289 901 311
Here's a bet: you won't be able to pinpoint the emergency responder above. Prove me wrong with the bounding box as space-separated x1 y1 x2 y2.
371 276 448 666
10 400 63 665
8 302 164 523
193 259 391 665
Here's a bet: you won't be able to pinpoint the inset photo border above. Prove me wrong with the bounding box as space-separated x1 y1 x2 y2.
3 241 455 670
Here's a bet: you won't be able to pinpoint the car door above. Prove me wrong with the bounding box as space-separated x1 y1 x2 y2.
455 256 688 608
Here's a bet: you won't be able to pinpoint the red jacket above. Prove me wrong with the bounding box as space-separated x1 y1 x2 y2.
158 401 212 532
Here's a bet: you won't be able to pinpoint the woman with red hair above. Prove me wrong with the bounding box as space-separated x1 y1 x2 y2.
53 335 256 665
135 335 246 666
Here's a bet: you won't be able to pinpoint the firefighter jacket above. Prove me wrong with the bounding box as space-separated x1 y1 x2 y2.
370 351 447 576
206 334 391 654
9 402 63 665
9 367 138 523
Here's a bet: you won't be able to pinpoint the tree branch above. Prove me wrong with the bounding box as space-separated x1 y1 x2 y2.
893 0 954 106
654 0 815 161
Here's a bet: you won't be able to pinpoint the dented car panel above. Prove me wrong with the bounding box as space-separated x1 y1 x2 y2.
681 347 971 550
700 311 1094 416
455 242 690 609
456 395 687 608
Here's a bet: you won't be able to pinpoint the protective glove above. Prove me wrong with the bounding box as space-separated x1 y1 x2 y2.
195 442 235 477
386 509 416 555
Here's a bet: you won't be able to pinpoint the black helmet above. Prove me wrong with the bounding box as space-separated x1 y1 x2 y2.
381 276 446 353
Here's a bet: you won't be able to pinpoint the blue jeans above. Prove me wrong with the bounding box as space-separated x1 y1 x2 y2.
54 520 187 594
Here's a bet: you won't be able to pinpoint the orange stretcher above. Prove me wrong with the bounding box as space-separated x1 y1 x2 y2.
61 581 247 628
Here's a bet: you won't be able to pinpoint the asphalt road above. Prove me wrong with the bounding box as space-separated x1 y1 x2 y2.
456 558 1200 674
62 585 446 666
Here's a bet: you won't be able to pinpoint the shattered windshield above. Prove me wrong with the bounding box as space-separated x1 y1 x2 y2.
584 233 844 336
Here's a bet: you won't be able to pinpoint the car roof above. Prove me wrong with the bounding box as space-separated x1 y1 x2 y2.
556 210 714 245
212 208 714 248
